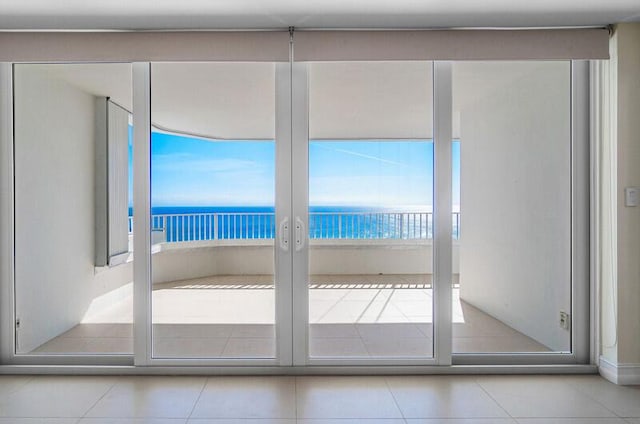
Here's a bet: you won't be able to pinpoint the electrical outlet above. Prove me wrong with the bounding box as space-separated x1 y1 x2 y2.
625 187 639 207
559 311 570 330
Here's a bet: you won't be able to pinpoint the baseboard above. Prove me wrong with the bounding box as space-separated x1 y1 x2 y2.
599 356 640 385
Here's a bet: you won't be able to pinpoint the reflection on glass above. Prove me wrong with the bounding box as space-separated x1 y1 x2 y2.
452 61 571 354
307 61 434 358
150 63 277 359
13 63 134 355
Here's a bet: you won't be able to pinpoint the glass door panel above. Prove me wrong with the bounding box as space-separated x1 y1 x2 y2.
306 61 435 359
13 63 133 356
149 62 278 359
451 61 572 354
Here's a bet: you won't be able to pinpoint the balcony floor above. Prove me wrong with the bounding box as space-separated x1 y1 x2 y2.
32 274 550 357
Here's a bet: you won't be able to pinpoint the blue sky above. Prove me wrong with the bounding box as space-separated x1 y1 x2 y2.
133 131 460 208
309 141 433 207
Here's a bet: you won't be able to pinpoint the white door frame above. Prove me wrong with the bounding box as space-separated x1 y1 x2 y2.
132 61 294 366
291 62 310 366
0 59 591 369
451 60 591 366
289 62 451 366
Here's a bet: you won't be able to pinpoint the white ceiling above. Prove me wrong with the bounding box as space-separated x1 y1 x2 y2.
28 62 435 140
22 61 566 140
0 0 639 30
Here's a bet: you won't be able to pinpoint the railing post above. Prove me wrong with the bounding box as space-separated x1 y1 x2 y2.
213 213 218 240
163 215 168 243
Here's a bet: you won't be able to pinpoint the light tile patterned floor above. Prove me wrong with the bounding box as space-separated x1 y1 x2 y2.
0 374 637 422
32 274 549 357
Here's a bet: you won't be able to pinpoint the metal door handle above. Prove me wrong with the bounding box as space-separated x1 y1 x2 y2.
279 217 289 251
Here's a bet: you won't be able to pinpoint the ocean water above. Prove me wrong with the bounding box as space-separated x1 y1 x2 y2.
132 206 459 242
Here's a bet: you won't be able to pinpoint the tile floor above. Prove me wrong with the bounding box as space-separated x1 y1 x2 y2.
0 374 638 423
31 275 549 357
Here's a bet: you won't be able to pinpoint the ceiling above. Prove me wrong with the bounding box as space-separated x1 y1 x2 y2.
17 61 565 140
0 0 639 30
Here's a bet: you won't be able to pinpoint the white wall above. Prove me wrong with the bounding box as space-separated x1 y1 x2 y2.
601 23 640 368
152 243 275 284
457 62 571 351
14 65 131 353
150 240 458 284
598 36 620 364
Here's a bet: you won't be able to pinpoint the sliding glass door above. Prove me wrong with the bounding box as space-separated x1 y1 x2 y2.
148 63 280 359
4 56 587 367
300 61 436 362
12 63 134 357
133 61 293 365
451 61 572 356
288 59 587 366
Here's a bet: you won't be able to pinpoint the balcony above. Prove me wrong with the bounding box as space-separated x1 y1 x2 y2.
31 211 550 357
13 60 575 361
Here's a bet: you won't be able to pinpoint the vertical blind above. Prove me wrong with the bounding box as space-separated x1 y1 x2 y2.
107 100 130 264
95 98 130 267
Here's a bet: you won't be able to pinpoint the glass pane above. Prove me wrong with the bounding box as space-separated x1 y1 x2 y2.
451 61 571 354
307 61 434 358
13 63 134 355
150 63 277 359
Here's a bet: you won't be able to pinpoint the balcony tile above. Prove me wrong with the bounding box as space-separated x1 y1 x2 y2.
221 337 276 357
153 324 233 339
309 323 360 338
85 337 133 353
230 324 275 338
153 338 228 358
355 323 425 339
309 337 369 356
361 337 432 357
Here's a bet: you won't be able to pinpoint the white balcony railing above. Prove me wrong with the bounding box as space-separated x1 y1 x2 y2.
128 211 461 242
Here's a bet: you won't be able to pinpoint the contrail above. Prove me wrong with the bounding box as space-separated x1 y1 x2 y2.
313 143 411 168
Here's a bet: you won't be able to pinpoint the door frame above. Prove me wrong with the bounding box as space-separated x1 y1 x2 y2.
0 59 591 369
289 60 591 367
289 61 451 366
132 61 294 367
450 60 591 366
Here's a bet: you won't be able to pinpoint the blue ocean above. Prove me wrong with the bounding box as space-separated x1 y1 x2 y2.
131 206 458 242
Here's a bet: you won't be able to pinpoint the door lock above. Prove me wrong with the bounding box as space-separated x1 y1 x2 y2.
295 217 306 251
